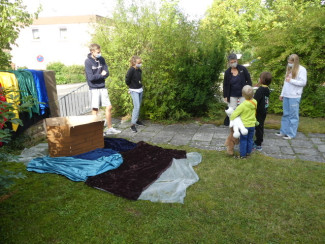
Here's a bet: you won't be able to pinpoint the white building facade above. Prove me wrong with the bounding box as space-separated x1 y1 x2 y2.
11 15 106 70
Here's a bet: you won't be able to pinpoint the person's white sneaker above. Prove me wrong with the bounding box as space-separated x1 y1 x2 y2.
283 135 292 140
275 132 285 137
104 127 121 135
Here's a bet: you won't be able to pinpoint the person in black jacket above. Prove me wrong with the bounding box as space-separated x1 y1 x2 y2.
85 43 121 135
125 55 144 133
253 71 272 151
223 53 252 109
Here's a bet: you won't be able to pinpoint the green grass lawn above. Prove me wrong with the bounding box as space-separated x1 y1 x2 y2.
1 145 325 243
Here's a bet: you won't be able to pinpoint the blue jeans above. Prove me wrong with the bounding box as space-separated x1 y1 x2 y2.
240 127 255 157
280 97 301 138
130 91 143 124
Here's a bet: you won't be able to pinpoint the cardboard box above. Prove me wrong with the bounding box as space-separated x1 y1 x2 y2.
45 115 104 157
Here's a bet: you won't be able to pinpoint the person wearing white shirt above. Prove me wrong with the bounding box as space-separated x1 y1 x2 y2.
276 54 307 140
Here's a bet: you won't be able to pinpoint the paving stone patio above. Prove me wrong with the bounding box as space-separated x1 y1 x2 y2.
109 119 325 163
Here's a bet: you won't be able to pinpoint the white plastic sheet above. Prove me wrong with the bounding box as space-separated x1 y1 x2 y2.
17 143 48 165
139 152 202 204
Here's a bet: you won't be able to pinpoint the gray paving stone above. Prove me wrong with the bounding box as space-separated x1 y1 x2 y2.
189 141 215 150
164 124 185 132
192 132 214 142
214 145 226 151
168 138 190 146
137 131 157 138
318 145 325 153
214 127 229 133
196 126 216 135
297 155 325 163
131 136 152 143
290 140 314 148
281 146 295 155
111 118 121 124
141 124 164 133
199 124 217 129
308 133 325 138
293 147 320 156
263 138 290 147
213 131 229 139
310 137 325 145
183 123 200 130
169 134 192 146
149 131 175 144
116 129 135 137
261 145 281 154
294 133 307 139
211 139 227 147
115 122 130 129
265 130 283 139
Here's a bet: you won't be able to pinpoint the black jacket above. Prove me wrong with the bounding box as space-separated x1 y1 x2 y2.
85 53 109 89
223 64 252 102
254 86 270 116
125 67 142 89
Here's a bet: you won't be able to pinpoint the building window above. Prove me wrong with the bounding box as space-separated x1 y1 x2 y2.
59 27 68 40
32 29 40 40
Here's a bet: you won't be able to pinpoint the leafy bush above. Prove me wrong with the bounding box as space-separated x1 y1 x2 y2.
93 1 225 120
46 62 85 84
248 2 325 118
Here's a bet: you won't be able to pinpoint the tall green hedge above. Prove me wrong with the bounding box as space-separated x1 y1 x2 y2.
46 62 85 85
248 2 325 118
93 0 225 120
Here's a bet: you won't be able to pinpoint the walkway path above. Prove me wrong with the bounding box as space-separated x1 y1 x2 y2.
110 119 325 163
54 84 325 163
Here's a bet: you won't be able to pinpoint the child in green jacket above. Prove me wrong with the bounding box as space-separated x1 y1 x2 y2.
230 85 257 158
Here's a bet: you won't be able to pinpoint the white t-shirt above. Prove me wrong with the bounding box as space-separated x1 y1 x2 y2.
129 87 143 93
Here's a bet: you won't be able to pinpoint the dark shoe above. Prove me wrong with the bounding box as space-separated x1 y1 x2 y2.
275 132 285 137
136 120 145 126
131 124 137 133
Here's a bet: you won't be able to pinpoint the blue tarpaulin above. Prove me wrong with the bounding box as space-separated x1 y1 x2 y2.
27 149 123 181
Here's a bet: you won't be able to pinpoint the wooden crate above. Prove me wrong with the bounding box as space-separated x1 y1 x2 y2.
45 115 104 157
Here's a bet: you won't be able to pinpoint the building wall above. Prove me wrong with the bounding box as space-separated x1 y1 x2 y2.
10 15 105 70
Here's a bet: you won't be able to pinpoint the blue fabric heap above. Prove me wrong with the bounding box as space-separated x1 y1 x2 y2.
104 137 137 152
27 148 123 181
25 69 49 115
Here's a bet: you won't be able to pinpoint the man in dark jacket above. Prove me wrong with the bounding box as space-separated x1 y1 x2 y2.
85 43 121 135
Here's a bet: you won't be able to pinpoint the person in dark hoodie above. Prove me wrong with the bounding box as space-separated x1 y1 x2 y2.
85 43 121 135
253 71 272 151
125 55 144 133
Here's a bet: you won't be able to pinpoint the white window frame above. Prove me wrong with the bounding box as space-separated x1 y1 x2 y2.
32 28 40 40
59 27 68 40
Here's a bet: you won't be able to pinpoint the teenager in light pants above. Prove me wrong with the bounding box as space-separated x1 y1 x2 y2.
125 56 145 133
276 54 307 140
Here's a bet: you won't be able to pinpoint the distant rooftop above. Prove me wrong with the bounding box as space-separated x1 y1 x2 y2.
32 15 108 25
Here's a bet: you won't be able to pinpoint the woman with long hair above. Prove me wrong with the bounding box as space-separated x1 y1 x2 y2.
276 54 307 140
125 55 144 133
